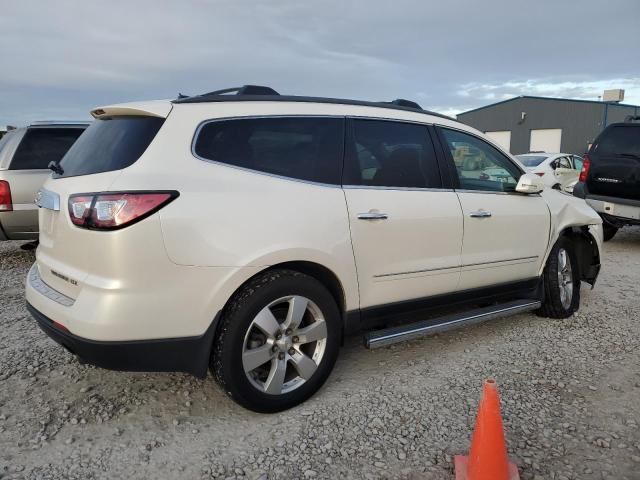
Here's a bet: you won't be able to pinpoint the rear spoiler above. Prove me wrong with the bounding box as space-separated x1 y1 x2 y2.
91 101 173 119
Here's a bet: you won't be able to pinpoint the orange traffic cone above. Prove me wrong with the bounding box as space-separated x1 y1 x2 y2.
454 379 519 480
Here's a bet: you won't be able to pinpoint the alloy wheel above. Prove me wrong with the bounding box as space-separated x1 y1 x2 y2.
557 248 573 309
242 296 328 395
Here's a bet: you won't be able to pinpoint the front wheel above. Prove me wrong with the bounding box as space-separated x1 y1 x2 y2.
211 270 341 412
537 238 581 319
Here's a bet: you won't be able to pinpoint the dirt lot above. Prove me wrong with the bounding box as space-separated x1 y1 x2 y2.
1 229 639 480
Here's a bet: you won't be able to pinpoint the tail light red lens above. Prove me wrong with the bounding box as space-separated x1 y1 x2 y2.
0 180 13 212
68 191 178 230
535 172 545 177
578 155 591 182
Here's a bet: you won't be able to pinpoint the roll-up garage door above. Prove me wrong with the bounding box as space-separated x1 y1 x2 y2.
530 129 562 153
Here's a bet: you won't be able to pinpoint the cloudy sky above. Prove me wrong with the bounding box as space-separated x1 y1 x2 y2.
2 0 639 126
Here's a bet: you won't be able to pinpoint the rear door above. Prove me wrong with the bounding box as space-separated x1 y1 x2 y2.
3 126 84 237
588 125 640 201
437 126 550 291
343 118 463 314
552 155 579 189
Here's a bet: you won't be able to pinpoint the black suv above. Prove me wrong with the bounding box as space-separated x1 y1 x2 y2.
574 117 640 241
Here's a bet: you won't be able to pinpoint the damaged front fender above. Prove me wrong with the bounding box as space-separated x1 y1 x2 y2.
541 190 603 286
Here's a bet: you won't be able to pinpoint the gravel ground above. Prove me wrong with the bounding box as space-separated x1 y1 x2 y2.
1 229 639 480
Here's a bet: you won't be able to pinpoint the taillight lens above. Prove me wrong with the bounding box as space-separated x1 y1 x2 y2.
68 191 178 230
0 180 12 212
578 155 591 182
535 172 545 177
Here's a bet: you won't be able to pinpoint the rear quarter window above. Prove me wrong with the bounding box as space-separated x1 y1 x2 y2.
193 117 344 185
58 116 164 178
9 128 85 170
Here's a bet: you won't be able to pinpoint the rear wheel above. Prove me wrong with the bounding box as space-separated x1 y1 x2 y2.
537 238 581 319
602 222 618 242
211 269 341 412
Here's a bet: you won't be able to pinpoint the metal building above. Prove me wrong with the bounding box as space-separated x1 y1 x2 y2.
457 95 640 155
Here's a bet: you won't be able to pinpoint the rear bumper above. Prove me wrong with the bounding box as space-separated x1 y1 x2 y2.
573 183 640 226
27 302 218 378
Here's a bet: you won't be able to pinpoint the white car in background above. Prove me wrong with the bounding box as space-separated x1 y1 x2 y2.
516 153 583 193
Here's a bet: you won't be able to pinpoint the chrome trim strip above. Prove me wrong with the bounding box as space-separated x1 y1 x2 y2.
374 265 459 278
456 189 542 197
463 256 538 268
374 256 538 278
343 185 454 192
35 188 60 211
365 301 541 349
28 264 75 307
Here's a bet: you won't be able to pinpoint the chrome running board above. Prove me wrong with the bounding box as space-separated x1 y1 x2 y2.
364 299 541 349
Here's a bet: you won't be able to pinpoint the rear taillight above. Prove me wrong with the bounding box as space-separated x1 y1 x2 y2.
578 155 591 182
68 191 178 230
535 172 545 177
0 180 12 212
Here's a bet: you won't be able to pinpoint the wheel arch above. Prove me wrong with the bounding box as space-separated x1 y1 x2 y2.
558 226 601 285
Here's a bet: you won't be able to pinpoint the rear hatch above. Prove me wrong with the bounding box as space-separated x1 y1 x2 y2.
36 102 170 298
587 124 640 200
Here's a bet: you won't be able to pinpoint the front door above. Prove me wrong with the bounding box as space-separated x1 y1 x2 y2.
343 119 463 313
437 127 550 291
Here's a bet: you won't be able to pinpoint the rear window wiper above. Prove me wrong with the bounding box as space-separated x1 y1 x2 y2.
48 160 64 175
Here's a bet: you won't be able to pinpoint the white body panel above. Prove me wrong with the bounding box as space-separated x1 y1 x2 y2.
456 192 550 290
344 188 463 308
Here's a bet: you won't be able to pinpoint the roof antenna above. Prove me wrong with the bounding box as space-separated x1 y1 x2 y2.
177 93 189 99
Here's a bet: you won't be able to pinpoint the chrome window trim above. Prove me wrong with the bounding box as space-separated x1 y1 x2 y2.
190 114 344 189
343 185 454 193
455 189 542 197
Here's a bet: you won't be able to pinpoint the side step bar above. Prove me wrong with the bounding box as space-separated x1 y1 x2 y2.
364 299 541 349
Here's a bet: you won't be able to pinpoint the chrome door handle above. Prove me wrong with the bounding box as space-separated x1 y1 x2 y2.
469 210 492 218
357 212 388 220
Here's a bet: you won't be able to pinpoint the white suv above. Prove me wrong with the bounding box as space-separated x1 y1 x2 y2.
26 86 603 412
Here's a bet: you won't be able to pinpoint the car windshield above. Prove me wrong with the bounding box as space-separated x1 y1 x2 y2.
516 155 548 167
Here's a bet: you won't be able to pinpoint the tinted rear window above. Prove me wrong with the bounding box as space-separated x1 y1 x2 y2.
57 116 164 177
194 117 344 184
9 128 85 170
344 119 442 188
516 155 548 167
593 126 640 157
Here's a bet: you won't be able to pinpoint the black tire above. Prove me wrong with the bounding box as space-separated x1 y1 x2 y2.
211 269 341 413
602 223 618 242
537 237 581 319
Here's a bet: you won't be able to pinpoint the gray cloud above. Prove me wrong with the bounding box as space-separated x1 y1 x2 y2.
1 0 639 126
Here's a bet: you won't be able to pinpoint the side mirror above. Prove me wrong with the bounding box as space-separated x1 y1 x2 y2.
515 173 544 194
